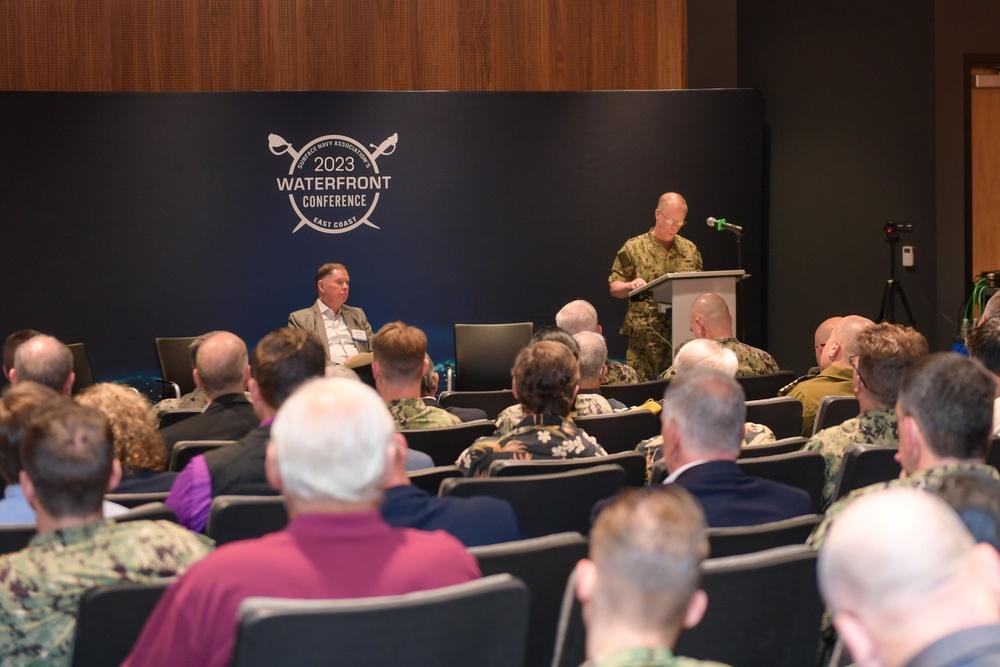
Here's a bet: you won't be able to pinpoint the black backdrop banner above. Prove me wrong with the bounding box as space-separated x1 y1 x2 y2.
0 90 763 381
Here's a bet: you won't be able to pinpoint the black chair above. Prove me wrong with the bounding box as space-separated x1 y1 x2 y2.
230 574 530 667
574 410 662 454
737 370 796 400
598 379 671 408
205 495 287 545
114 502 178 523
408 465 463 494
706 513 823 558
739 436 808 459
157 409 201 430
71 580 172 667
553 546 825 667
812 395 861 434
105 492 169 509
67 342 95 394
488 452 647 488
470 533 588 667
438 390 517 421
154 336 197 398
453 322 533 391
0 524 35 555
400 420 496 466
168 439 236 472
744 397 803 440
440 465 627 537
736 451 826 513
831 444 902 501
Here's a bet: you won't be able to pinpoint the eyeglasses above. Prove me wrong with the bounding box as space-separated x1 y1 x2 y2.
657 209 686 228
813 343 826 353
848 355 867 387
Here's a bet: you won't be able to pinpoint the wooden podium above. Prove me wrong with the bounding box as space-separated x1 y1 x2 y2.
629 270 748 359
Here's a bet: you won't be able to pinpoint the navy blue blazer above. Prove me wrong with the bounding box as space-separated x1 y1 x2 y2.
159 393 259 455
672 460 813 528
381 485 523 547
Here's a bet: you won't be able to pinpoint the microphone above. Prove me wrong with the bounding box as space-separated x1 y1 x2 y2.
707 217 743 235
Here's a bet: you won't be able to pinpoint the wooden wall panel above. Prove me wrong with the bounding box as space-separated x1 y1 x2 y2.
0 0 686 92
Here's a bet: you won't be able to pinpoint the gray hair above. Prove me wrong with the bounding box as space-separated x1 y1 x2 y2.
556 300 599 335
574 331 608 382
13 335 73 392
673 339 738 377
660 370 745 457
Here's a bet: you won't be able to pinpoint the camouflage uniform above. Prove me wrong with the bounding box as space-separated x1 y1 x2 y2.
610 231 703 381
455 414 607 477
153 387 209 415
387 398 462 430
582 646 731 667
807 462 1000 549
636 424 777 484
494 393 614 435
803 408 898 509
780 365 854 437
603 360 640 385
659 338 779 379
0 519 212 666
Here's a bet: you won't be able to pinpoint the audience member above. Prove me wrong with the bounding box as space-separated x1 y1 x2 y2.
10 335 75 396
158 331 257 453
165 327 326 532
2 329 41 385
804 323 929 508
819 489 1000 667
659 293 779 379
574 331 628 410
371 321 461 429
556 299 639 384
965 316 1000 436
979 290 1000 325
153 331 220 415
576 486 729 667
656 370 811 527
124 378 481 667
287 262 373 364
420 354 488 422
76 383 176 493
781 315 874 436
456 341 606 476
0 401 212 665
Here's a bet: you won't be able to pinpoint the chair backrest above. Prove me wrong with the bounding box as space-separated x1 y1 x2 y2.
453 322 533 391
744 396 804 440
230 574 530 667
812 395 861 434
168 439 236 472
66 342 95 394
205 495 288 546
71 580 172 667
573 410 662 454
0 524 35 555
470 533 588 667
488 452 647 488
400 420 497 467
737 370 796 400
113 502 178 524
736 451 826 513
989 436 1000 473
674 545 824 667
551 570 586 667
438 390 517 421
597 379 671 408
157 409 201 430
104 492 170 509
154 336 197 397
408 465 463 495
738 436 808 459
706 513 823 558
831 444 902 501
440 465 627 538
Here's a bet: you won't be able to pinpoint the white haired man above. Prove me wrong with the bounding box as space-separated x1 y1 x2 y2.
556 299 639 384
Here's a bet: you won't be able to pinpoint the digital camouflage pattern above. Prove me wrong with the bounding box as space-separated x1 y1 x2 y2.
582 646 731 667
494 393 614 434
807 462 1000 549
603 359 640 385
0 519 213 666
659 338 779 379
781 365 854 437
609 231 702 381
455 414 607 477
153 387 209 415
387 398 462 430
803 408 898 509
636 423 778 484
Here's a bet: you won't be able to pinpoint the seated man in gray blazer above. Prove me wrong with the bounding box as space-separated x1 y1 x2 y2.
288 262 374 364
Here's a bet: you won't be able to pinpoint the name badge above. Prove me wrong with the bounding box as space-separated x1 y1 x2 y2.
351 329 368 343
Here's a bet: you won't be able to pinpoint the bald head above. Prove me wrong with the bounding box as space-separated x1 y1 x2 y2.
658 192 687 212
688 293 734 340
11 335 74 396
194 332 249 399
825 315 874 369
815 317 842 369
556 300 600 335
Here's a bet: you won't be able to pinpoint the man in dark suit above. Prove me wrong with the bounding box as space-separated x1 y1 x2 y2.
158 331 257 454
287 262 373 364
420 354 489 422
659 370 812 527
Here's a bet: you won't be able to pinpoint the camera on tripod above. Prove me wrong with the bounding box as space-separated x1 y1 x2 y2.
884 220 913 237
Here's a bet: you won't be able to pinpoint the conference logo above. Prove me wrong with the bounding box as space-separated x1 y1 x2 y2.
268 132 397 234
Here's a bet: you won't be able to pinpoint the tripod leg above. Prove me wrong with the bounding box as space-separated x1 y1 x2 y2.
879 280 896 323
894 281 916 327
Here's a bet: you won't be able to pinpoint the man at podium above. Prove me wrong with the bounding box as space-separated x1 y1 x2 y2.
609 192 703 380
